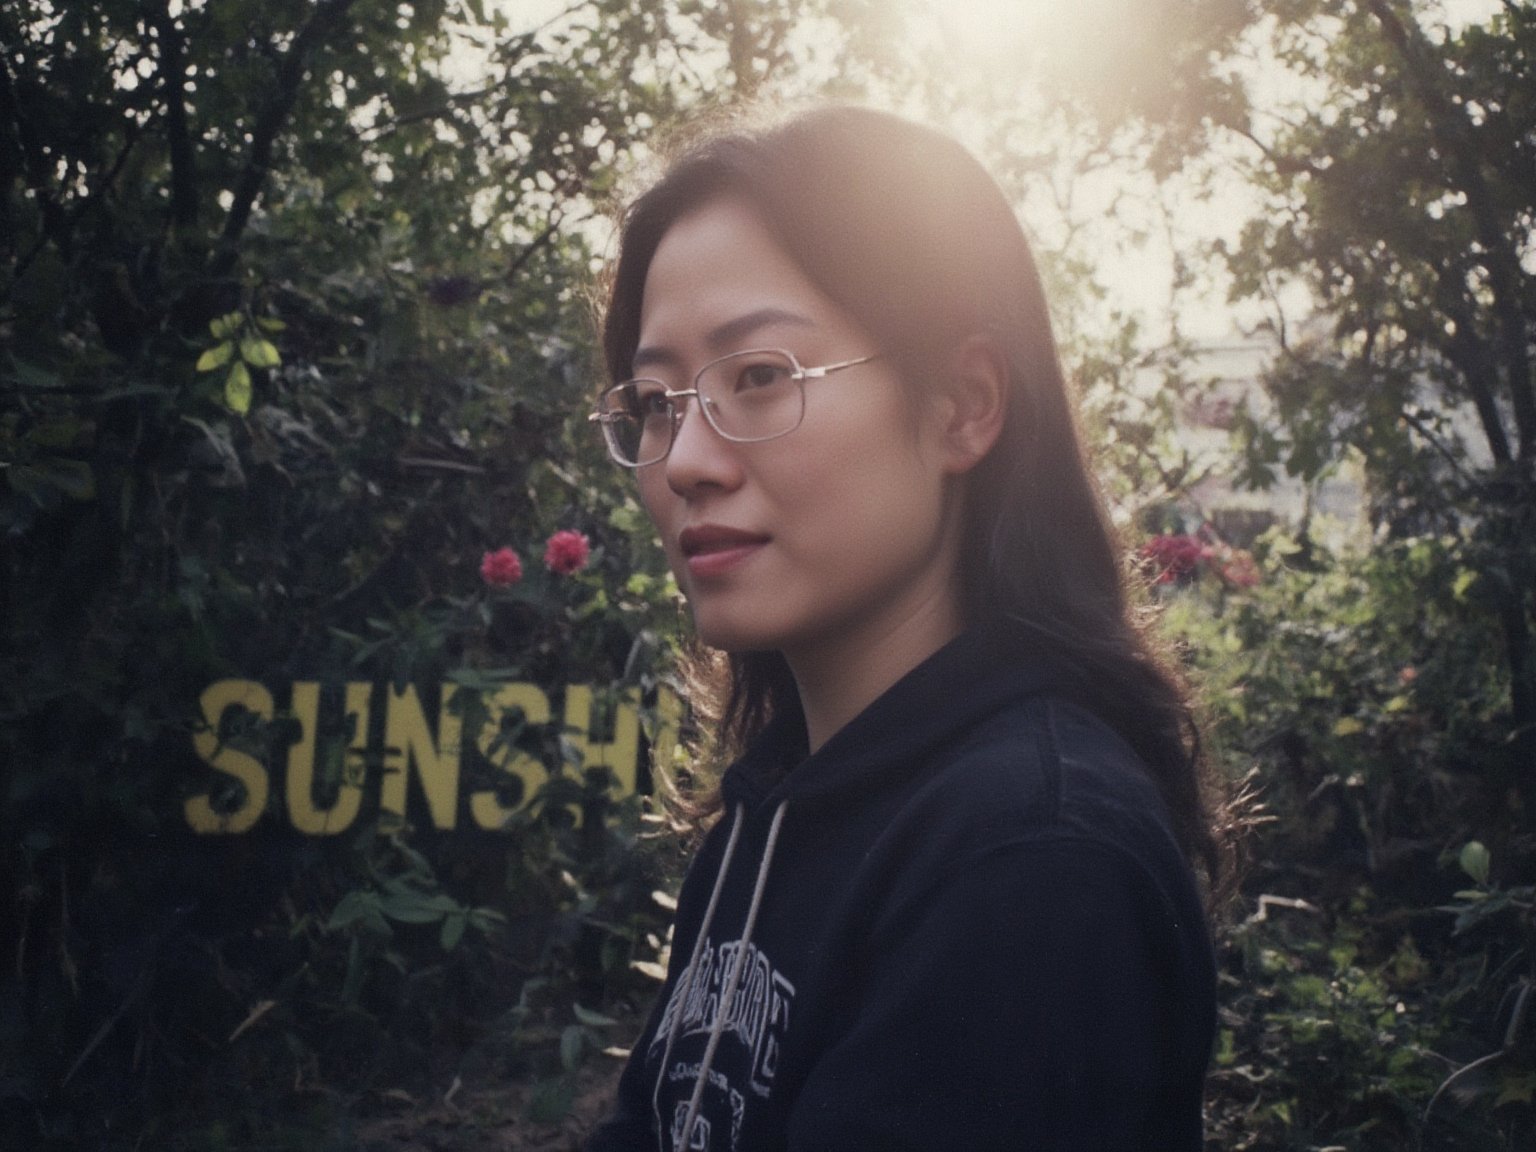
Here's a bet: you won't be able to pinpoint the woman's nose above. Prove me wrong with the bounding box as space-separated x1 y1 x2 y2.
664 396 743 495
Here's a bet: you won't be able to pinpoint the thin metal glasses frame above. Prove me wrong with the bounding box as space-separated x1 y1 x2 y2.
588 347 881 468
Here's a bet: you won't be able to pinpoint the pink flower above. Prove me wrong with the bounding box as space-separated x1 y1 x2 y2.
544 529 591 575
479 547 523 587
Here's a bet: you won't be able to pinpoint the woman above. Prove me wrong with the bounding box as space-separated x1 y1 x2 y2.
585 106 1223 1152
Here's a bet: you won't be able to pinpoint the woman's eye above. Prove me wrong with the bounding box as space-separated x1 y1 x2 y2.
631 387 670 418
736 362 788 391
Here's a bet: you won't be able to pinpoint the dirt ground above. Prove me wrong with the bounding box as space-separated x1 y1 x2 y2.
354 1060 624 1152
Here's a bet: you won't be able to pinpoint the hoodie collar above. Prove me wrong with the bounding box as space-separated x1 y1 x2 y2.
721 622 1060 812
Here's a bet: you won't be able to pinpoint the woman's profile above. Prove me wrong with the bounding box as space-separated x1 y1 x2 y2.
584 105 1224 1152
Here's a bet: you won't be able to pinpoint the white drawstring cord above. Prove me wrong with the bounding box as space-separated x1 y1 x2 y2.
653 804 746 1146
676 800 788 1150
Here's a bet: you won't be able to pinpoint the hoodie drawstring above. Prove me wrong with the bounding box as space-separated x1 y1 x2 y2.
658 799 789 1151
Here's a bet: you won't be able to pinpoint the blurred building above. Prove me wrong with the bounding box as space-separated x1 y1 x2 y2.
1173 338 1366 549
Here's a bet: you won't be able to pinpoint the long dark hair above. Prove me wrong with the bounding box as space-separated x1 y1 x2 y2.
603 106 1227 884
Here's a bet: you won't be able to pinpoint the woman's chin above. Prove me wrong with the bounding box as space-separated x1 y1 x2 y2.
691 625 760 654
688 610 783 656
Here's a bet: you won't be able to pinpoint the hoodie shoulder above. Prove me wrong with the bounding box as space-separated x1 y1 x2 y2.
901 694 1185 880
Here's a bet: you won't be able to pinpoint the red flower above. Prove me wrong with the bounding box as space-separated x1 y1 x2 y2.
1212 547 1261 589
479 547 523 587
1138 533 1207 584
544 529 591 575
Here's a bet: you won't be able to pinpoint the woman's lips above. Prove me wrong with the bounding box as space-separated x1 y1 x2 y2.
679 526 769 580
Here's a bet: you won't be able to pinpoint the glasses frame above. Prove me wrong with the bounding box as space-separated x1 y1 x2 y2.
589 347 882 468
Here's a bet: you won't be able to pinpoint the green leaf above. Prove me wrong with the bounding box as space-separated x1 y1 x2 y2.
340 935 366 1005
1332 716 1364 737
327 891 391 937
378 889 457 924
468 906 506 932
439 911 467 951
8 460 95 502
573 1003 618 1028
239 336 281 368
224 361 252 413
1214 1028 1236 1066
446 666 523 689
1459 840 1491 887
209 312 242 340
525 1076 577 1124
11 358 63 389
1495 1071 1536 1107
45 459 95 500
27 418 91 449
559 1024 584 1071
255 316 287 333
1452 568 1478 600
196 342 234 372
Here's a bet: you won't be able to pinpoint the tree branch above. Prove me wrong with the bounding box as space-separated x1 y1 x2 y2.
1399 405 1475 485
145 0 198 230
352 24 555 142
1229 122 1328 177
209 0 357 281
0 35 72 261
505 215 564 283
97 116 146 201
1364 0 1535 463
1433 272 1514 466
5 109 147 303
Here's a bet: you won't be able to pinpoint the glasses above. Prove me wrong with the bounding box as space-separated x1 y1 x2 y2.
589 347 881 468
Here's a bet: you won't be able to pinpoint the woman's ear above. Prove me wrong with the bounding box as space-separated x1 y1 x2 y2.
932 334 1008 475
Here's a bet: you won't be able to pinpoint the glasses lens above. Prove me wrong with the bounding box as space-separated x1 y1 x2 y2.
697 351 804 443
601 381 672 466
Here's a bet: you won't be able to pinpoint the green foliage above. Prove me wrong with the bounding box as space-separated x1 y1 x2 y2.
5 0 1533 1147
1137 4 1536 1125
1170 528 1512 817
2 0 914 1143
1207 0 1536 753
0 0 702 1146
195 311 279 414
1157 528 1535 1149
1211 890 1444 1150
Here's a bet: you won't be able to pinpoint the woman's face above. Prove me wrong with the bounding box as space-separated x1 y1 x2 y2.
632 196 966 666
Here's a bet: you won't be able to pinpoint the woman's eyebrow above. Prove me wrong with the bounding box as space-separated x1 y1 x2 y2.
630 307 816 374
629 344 678 374
706 307 815 350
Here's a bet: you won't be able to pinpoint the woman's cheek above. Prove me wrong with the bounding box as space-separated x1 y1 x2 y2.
630 480 677 582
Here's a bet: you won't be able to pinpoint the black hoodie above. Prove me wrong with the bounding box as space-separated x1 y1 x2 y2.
586 626 1216 1152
